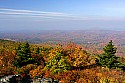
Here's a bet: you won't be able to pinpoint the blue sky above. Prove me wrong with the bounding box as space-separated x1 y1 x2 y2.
0 0 125 31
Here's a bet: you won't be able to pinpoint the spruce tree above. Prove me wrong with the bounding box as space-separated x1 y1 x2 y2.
14 42 35 67
97 40 119 69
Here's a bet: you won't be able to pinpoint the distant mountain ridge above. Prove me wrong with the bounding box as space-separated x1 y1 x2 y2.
0 30 124 44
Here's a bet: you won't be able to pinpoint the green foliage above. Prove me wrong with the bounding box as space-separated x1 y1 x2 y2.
17 64 37 74
103 40 117 55
36 47 40 54
97 40 120 69
0 39 125 82
117 57 125 71
46 47 71 74
14 42 35 67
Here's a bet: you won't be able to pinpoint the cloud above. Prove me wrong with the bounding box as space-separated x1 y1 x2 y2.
0 8 124 21
0 8 80 19
0 8 97 20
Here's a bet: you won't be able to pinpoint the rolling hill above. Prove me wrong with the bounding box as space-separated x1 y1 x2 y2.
0 30 125 56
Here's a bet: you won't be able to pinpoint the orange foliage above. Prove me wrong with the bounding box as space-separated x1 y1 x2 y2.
0 40 125 82
30 66 45 78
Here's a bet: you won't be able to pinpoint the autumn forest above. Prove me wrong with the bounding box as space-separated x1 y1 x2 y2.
0 30 125 83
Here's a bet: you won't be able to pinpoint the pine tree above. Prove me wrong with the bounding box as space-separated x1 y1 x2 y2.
14 42 35 67
97 40 119 69
36 47 40 54
46 47 71 74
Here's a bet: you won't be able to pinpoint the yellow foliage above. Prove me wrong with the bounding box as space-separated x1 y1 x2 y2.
70 47 90 67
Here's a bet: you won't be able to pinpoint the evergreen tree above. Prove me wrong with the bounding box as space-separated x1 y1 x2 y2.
14 42 35 67
97 40 119 69
46 47 71 74
36 47 40 54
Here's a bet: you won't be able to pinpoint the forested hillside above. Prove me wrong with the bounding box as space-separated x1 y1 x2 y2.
0 39 125 83
1 30 125 57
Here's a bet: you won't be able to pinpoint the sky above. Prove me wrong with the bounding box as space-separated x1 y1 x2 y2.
0 0 125 31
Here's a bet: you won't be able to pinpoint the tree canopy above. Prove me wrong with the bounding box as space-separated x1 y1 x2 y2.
97 40 120 69
14 42 35 67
